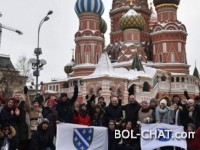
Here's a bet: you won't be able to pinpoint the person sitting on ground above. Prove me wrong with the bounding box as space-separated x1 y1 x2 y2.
108 120 120 150
29 118 55 150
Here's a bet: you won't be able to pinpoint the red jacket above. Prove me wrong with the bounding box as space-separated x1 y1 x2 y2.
73 113 91 126
187 127 200 150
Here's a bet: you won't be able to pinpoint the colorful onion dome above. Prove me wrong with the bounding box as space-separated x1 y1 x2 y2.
119 9 146 31
100 18 107 33
75 0 104 16
153 0 180 7
64 59 75 74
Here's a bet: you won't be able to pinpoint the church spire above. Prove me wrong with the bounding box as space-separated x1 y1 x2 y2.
131 51 144 72
193 61 199 78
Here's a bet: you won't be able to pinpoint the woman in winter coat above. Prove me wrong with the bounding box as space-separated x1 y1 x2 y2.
155 99 173 150
91 104 105 126
155 99 173 124
29 118 55 150
42 99 59 150
29 99 43 135
0 123 16 150
73 103 91 125
137 100 153 124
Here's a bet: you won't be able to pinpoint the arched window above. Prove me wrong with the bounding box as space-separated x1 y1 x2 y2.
176 77 180 82
128 84 135 95
181 77 185 83
171 77 174 82
161 75 166 81
143 82 150 92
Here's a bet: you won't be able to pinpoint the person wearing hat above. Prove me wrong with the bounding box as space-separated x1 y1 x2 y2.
42 99 58 150
29 118 55 150
149 98 157 123
155 99 174 150
29 100 43 136
155 99 173 124
137 100 153 125
0 123 17 150
56 81 78 123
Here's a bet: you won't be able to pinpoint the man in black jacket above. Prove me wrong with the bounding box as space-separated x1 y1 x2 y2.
122 95 141 126
56 81 78 123
105 96 123 126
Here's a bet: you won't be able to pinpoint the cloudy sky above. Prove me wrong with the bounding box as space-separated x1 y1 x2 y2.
0 0 199 83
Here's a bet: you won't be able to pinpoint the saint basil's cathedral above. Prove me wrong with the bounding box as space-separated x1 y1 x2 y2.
43 0 200 104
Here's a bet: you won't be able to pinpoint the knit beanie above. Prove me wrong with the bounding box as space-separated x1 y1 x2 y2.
160 99 167 106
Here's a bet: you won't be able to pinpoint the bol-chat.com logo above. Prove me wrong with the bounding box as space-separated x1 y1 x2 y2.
156 128 173 141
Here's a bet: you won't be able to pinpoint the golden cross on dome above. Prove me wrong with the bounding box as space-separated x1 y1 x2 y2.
130 0 135 8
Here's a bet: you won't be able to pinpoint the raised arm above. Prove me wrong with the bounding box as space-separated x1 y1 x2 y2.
70 83 78 104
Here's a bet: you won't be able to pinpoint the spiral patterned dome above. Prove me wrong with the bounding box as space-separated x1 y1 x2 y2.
64 60 75 74
119 9 146 31
75 0 104 16
153 0 180 7
100 18 107 33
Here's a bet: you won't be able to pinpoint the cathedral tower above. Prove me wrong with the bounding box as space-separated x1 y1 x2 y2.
110 0 151 44
73 0 106 76
150 0 189 74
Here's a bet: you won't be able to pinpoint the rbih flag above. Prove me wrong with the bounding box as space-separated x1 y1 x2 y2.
141 123 187 150
56 123 108 150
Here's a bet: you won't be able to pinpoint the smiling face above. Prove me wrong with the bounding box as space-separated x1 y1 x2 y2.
33 101 40 109
126 121 132 130
129 95 136 104
2 127 10 135
7 100 14 108
42 123 49 130
111 97 118 106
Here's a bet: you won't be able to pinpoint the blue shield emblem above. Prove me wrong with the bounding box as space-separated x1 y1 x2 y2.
73 128 94 150
156 128 172 141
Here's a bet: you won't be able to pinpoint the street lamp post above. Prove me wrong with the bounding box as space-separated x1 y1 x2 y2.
29 10 53 95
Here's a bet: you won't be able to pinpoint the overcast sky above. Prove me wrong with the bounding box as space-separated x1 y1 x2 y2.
0 0 199 83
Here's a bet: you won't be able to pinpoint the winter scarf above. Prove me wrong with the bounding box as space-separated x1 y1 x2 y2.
155 106 172 124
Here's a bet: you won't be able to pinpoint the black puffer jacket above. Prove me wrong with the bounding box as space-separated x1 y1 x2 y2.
0 126 16 150
105 104 123 125
56 85 78 123
29 123 55 150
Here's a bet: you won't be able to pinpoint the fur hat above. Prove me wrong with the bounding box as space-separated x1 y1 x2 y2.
40 118 49 125
160 99 167 106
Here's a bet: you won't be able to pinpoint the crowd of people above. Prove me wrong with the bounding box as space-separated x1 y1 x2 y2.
0 83 200 150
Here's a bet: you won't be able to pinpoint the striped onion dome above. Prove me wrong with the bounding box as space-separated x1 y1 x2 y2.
75 0 104 16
